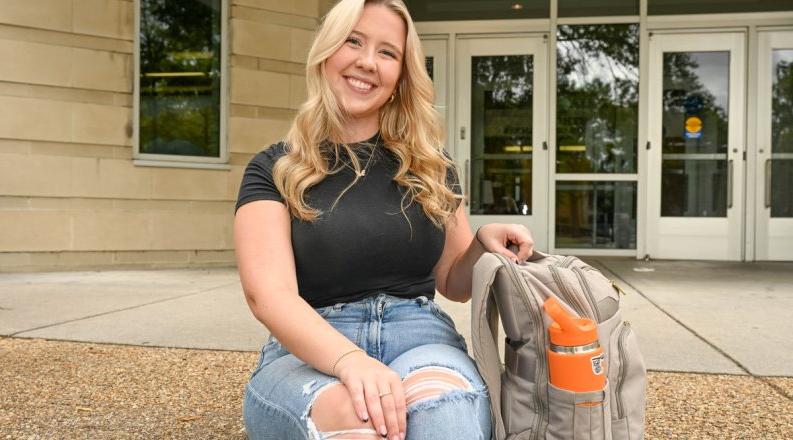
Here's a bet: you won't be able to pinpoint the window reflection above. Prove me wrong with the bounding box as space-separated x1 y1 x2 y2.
425 56 434 81
470 55 533 215
661 51 729 217
555 181 637 249
556 24 639 174
771 49 793 217
139 0 222 158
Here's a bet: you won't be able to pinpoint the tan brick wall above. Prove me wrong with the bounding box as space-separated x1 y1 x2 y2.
0 0 320 272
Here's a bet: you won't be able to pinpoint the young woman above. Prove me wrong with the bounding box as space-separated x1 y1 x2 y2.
233 1 534 439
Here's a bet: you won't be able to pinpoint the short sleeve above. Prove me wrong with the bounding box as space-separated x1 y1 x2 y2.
235 144 287 214
443 150 463 209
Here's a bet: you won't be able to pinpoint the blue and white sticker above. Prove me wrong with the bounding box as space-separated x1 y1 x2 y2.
590 354 606 376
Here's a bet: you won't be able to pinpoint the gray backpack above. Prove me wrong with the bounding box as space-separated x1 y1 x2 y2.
471 251 647 440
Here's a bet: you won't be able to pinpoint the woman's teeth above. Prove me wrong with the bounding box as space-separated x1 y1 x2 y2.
346 77 373 91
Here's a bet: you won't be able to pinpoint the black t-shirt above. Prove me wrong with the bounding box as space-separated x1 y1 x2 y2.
235 132 463 308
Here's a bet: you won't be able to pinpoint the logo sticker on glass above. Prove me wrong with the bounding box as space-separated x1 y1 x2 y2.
684 116 702 140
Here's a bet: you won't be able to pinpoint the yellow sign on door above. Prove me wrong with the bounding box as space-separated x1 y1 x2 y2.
684 116 702 139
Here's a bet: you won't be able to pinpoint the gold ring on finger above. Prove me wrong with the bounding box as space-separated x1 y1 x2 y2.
378 391 393 398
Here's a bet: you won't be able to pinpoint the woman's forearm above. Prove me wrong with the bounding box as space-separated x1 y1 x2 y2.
443 235 487 303
245 291 361 375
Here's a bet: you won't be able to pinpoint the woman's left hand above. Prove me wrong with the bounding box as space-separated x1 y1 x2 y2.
476 223 535 264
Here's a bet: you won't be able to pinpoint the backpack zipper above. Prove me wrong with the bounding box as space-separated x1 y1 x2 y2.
572 267 602 323
611 280 627 296
548 266 590 319
615 321 632 419
495 253 547 440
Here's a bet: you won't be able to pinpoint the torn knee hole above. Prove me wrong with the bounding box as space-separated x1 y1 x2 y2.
402 366 473 406
306 383 379 439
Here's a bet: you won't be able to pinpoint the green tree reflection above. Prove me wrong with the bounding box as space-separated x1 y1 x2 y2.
555 24 639 249
661 51 730 217
556 24 639 174
661 52 728 155
140 0 222 157
469 55 534 215
772 57 793 154
771 54 793 217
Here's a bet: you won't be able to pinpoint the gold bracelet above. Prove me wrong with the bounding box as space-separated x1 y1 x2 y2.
475 226 486 248
330 348 364 376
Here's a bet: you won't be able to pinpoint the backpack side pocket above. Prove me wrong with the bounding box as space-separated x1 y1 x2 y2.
546 381 613 440
502 338 539 436
607 321 647 440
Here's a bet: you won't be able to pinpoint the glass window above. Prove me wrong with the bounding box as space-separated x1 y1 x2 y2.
559 0 638 17
404 0 549 21
556 181 637 249
139 0 223 158
470 55 534 216
650 0 793 15
771 49 793 218
556 24 639 173
425 56 434 82
661 51 729 217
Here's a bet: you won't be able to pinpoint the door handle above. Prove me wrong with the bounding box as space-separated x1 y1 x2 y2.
727 159 733 209
765 158 772 209
464 158 470 207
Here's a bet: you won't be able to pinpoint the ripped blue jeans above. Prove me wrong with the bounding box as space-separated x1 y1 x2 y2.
243 293 492 440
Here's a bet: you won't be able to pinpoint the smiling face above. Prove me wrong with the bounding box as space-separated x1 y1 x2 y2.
324 4 406 130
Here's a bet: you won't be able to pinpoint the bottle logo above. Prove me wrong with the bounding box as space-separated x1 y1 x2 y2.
590 354 606 376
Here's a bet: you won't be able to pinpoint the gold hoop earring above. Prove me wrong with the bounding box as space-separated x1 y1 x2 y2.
388 93 395 103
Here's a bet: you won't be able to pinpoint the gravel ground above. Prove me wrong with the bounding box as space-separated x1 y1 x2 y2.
2 337 793 439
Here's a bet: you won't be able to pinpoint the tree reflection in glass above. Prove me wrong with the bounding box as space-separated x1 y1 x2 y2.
661 51 729 217
554 24 638 249
771 50 793 217
556 181 637 249
140 0 222 158
556 24 639 174
470 55 533 216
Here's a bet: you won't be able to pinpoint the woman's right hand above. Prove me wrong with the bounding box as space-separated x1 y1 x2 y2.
334 351 406 440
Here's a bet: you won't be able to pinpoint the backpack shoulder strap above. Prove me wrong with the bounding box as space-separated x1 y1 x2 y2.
471 252 507 440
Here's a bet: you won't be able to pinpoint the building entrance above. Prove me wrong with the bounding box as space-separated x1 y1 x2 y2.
646 32 746 260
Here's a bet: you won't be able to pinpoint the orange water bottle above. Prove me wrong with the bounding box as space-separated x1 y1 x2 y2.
543 297 606 392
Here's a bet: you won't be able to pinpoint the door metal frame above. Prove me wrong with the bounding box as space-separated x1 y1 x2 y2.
454 34 550 251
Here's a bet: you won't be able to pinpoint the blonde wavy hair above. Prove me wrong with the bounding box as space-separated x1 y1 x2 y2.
271 0 463 233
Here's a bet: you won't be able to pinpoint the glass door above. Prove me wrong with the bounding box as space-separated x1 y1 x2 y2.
455 36 548 250
421 38 449 147
647 32 745 260
756 31 793 261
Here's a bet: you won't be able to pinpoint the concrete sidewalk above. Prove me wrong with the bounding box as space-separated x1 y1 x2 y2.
2 257 792 377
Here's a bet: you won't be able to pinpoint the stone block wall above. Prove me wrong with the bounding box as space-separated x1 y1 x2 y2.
0 0 320 272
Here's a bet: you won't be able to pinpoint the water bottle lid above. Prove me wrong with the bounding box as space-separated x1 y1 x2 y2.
544 297 599 347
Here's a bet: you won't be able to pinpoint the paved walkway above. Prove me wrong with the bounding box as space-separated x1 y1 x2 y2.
2 256 792 377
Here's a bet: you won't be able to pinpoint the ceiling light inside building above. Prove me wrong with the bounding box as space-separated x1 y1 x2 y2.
511 3 524 10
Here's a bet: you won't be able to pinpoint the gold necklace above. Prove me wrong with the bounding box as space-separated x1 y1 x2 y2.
350 133 380 177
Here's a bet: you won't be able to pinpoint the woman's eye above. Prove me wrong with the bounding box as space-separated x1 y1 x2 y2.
346 37 361 46
381 50 396 59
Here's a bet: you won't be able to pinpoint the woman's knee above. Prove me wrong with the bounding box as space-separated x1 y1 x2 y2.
401 365 491 438
309 383 380 439
402 366 474 408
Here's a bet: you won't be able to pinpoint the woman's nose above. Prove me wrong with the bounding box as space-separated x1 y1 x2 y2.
355 50 376 71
